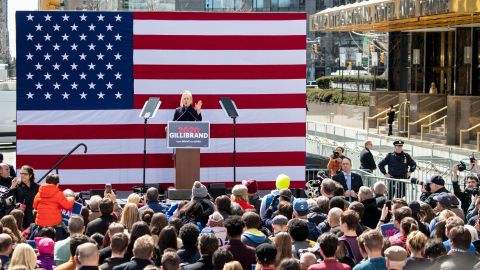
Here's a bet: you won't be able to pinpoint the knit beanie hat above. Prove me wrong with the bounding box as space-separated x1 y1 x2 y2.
242 179 258 194
35 237 54 255
192 181 208 199
207 211 224 227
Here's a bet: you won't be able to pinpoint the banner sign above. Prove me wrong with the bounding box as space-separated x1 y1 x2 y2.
380 223 399 237
167 121 210 148
61 201 83 226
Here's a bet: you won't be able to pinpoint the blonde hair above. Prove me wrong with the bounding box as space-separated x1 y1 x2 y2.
223 261 243 270
180 90 193 107
231 184 249 203
273 232 292 267
120 203 140 232
406 231 427 253
8 243 36 270
127 193 141 205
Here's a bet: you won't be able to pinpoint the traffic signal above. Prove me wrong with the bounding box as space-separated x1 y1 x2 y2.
39 0 63 10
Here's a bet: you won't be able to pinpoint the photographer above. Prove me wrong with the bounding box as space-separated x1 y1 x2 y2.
452 164 479 215
419 176 450 209
327 146 345 177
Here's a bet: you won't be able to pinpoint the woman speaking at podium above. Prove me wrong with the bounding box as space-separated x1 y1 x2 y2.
173 90 203 121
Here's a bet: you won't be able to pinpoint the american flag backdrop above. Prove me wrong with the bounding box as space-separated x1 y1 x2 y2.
16 11 306 190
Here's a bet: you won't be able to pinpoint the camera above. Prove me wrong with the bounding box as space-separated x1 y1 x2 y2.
410 177 431 192
457 154 476 172
465 187 480 196
457 161 467 172
332 150 339 159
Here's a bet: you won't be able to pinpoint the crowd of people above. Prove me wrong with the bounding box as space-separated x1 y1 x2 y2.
0 144 480 270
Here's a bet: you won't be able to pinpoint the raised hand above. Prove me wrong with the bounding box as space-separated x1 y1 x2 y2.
195 100 203 112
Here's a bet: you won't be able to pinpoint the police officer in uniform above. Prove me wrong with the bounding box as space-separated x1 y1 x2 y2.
378 140 416 198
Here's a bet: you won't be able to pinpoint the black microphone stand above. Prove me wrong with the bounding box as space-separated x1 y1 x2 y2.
233 117 237 184
142 117 148 193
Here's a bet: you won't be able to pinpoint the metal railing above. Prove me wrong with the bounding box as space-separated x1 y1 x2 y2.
460 123 480 150
37 143 88 183
420 115 447 141
305 168 422 202
376 110 399 134
367 103 400 123
408 106 447 138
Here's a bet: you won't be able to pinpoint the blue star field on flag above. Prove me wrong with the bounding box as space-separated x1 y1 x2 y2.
16 11 133 110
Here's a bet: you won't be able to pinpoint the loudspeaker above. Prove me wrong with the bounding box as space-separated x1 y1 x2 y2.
208 183 227 199
89 189 104 198
167 189 192 200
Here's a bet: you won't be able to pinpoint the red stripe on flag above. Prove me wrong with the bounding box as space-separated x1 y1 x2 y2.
17 152 305 169
133 65 306 80
16 123 306 140
133 94 306 109
133 35 306 50
133 12 306 21
59 180 306 191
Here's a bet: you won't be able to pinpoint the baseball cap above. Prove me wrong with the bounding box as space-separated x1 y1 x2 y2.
434 193 459 208
256 243 277 264
293 198 309 216
429 175 445 186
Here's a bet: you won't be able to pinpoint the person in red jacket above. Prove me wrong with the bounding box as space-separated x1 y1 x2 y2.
33 174 75 227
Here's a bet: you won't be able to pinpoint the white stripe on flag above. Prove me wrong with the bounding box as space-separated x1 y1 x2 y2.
17 137 306 155
133 50 306 65
17 109 306 125
133 79 306 95
34 166 305 184
133 20 306 36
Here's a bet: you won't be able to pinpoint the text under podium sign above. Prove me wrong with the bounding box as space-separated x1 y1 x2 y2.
167 121 210 148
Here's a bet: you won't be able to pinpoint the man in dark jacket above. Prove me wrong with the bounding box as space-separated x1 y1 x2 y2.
0 154 15 178
358 186 381 229
223 216 256 270
332 157 363 202
177 223 200 265
419 175 450 209
359 140 376 173
184 234 219 270
387 104 395 136
0 163 13 188
113 235 155 270
99 233 127 270
452 164 479 215
378 140 416 198
86 198 116 237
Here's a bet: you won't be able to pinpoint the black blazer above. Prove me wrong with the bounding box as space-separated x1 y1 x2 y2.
332 171 363 193
173 106 202 121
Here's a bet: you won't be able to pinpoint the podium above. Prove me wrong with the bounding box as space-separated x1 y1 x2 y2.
167 121 210 189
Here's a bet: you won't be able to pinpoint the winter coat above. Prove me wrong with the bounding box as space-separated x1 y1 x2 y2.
33 184 75 226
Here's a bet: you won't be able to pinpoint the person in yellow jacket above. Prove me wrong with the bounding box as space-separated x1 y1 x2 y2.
33 174 75 227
